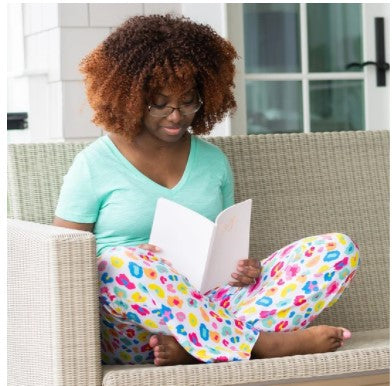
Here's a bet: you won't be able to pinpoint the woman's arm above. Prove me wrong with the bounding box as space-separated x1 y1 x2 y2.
53 216 95 233
53 217 162 255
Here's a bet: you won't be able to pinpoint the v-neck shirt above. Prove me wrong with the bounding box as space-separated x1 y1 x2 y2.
55 134 234 255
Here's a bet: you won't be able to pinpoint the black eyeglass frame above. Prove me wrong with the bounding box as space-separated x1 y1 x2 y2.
147 96 203 117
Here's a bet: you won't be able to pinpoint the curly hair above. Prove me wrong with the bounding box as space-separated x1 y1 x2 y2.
79 14 238 139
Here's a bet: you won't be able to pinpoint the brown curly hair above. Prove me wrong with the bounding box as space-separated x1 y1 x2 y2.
79 14 238 139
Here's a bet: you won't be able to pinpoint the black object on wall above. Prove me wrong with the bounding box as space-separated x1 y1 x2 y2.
7 112 28 130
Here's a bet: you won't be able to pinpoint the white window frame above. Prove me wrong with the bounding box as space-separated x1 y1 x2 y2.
227 3 390 135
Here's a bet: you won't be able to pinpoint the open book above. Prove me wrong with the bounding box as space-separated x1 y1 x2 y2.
149 198 252 293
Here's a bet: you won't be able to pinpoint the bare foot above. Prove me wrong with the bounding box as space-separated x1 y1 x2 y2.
252 325 351 359
149 333 201 366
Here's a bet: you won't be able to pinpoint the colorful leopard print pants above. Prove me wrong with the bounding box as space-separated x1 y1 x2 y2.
98 233 359 364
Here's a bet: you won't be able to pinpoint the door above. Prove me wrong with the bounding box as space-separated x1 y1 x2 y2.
227 3 390 135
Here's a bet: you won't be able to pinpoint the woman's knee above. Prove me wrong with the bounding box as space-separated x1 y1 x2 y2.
319 232 360 273
330 233 359 257
310 232 358 253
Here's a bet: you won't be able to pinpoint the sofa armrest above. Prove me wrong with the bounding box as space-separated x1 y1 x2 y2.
8 219 102 386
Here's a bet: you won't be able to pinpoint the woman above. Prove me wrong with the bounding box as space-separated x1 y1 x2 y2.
54 14 359 366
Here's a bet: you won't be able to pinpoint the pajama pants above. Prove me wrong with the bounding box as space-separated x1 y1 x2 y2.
98 232 359 365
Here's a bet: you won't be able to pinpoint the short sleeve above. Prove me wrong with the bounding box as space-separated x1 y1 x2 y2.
55 152 100 223
222 154 235 209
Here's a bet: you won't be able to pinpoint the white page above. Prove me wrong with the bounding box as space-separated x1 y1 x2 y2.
201 199 252 292
149 198 215 291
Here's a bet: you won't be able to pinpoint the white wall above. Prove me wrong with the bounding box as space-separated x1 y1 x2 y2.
181 3 231 136
7 3 230 143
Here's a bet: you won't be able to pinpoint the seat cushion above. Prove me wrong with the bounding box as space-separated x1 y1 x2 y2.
102 328 389 386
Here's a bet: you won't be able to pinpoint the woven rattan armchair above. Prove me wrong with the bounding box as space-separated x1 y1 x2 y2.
8 131 389 386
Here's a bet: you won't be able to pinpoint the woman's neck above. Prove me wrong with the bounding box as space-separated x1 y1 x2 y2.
109 132 191 159
109 130 191 156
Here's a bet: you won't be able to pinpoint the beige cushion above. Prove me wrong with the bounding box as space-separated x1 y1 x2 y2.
102 329 389 386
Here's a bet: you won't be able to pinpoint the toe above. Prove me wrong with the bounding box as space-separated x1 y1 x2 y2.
155 347 169 359
336 328 344 340
330 343 340 352
331 337 343 350
154 349 170 366
153 344 169 366
149 335 159 348
337 327 351 340
154 357 166 366
342 328 351 340
154 344 165 355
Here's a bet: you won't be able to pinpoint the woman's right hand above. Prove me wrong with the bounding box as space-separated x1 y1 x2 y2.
137 243 161 253
137 243 173 267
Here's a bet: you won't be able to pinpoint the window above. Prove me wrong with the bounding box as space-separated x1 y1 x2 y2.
228 3 389 134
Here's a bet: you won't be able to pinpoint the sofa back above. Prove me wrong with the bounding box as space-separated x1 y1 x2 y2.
8 131 389 332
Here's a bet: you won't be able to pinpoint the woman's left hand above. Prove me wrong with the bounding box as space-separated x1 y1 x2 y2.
229 259 262 287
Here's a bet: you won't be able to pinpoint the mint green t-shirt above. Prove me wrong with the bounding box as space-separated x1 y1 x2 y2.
55 135 234 255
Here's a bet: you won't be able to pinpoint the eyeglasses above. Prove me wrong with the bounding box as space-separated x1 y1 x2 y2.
147 97 203 117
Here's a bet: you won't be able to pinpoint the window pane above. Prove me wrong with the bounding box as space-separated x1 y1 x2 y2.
307 4 362 72
310 80 364 132
246 81 303 134
243 4 301 73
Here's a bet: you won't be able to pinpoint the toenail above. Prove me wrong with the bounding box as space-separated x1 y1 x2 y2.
343 330 351 339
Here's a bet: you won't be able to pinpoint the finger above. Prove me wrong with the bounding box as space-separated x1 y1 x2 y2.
139 244 156 251
247 259 262 270
237 265 260 275
239 258 258 266
138 244 161 252
231 273 247 285
228 281 244 287
240 275 257 285
238 259 262 272
231 278 257 287
160 257 173 267
231 272 256 286
237 265 261 278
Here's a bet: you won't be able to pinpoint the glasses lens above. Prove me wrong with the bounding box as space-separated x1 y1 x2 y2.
149 99 202 117
180 100 201 115
149 106 173 117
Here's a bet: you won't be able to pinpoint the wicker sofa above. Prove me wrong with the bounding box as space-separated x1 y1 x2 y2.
8 130 389 386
